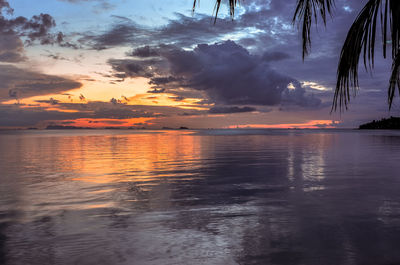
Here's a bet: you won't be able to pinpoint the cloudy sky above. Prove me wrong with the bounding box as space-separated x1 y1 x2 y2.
0 0 398 129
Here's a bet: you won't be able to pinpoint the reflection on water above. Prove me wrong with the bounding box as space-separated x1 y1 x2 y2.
1 129 400 264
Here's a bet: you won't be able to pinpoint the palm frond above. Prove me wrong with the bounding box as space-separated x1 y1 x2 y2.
193 0 240 23
387 1 400 107
388 53 400 107
333 0 400 111
389 1 400 60
333 0 381 111
293 0 335 59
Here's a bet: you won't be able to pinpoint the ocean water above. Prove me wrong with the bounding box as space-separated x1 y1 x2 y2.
1 129 400 265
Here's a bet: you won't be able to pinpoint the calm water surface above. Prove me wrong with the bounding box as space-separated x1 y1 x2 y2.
1 129 400 265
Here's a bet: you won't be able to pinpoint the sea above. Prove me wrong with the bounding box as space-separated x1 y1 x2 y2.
1 129 400 265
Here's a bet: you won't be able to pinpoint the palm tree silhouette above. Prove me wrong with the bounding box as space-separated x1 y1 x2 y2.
193 0 400 111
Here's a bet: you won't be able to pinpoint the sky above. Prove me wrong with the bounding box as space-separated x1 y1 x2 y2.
0 0 398 129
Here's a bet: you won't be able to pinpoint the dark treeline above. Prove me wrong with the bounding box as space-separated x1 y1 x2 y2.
359 117 400 129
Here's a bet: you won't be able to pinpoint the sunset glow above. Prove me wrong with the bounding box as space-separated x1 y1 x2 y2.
227 120 338 129
0 0 397 129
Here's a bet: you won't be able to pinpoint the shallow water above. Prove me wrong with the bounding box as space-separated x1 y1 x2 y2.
1 129 400 265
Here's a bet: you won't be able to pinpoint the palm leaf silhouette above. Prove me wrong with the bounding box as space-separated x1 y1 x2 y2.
193 0 400 111
193 0 239 23
332 0 400 110
292 0 334 59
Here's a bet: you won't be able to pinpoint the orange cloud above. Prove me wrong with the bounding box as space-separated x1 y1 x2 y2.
58 118 154 128
126 93 208 110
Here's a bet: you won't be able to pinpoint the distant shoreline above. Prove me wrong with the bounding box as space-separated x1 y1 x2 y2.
359 117 400 130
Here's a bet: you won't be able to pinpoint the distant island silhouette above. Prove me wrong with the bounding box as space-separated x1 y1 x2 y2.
359 117 400 129
46 125 93 130
161 126 189 130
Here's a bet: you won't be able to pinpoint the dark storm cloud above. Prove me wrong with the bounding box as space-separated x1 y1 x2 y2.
80 12 241 50
209 106 257 114
0 65 82 101
107 58 163 79
80 17 149 50
163 41 293 106
156 13 240 47
130 46 159 57
109 40 321 108
149 76 183 86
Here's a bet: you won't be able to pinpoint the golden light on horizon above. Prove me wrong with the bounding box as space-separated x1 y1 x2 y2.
227 120 337 129
63 117 155 128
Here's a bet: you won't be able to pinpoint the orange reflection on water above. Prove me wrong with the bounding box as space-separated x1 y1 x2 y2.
0 130 207 216
51 131 204 184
